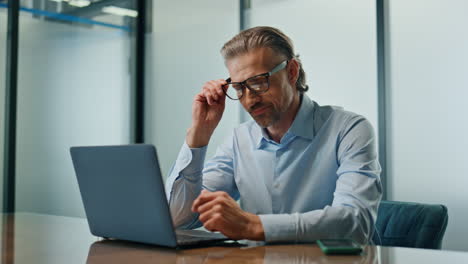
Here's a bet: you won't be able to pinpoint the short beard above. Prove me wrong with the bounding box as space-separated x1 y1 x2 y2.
252 111 281 128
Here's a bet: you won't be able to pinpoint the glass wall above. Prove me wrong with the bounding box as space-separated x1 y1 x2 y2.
386 0 468 251
146 0 240 179
15 0 137 217
245 0 378 129
0 0 7 210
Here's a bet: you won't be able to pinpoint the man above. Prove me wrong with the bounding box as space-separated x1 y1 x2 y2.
165 26 382 243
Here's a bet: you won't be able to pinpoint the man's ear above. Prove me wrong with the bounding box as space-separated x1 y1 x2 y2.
287 58 300 86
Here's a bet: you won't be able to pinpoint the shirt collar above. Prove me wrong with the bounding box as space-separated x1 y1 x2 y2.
288 94 316 140
253 94 316 149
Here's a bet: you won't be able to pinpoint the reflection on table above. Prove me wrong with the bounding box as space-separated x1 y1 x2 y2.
2 213 468 264
87 240 379 264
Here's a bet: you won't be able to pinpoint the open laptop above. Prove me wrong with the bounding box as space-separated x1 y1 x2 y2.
70 144 228 248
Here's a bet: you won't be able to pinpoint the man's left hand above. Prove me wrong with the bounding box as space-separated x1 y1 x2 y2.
191 190 265 241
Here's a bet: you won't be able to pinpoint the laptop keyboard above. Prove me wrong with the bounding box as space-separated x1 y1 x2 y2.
175 229 228 246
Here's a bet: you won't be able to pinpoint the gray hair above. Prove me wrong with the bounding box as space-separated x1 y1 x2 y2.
221 26 309 94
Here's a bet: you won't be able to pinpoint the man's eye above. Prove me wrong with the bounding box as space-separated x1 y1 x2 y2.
232 84 243 90
248 80 268 90
249 83 263 90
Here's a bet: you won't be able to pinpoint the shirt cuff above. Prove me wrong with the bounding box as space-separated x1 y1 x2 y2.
179 141 207 179
259 213 298 243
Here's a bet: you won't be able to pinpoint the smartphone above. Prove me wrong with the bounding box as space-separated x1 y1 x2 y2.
316 239 363 255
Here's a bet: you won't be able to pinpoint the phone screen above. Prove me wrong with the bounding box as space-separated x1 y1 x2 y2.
319 239 357 247
317 239 363 255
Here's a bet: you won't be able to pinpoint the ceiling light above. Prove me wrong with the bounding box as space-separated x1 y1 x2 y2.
102 6 138 18
68 0 90 7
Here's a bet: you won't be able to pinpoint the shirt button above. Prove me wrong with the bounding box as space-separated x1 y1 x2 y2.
274 183 280 188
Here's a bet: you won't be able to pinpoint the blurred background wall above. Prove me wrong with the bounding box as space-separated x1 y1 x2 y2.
1 0 468 251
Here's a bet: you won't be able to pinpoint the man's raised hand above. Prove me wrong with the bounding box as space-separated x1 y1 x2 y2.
186 79 227 148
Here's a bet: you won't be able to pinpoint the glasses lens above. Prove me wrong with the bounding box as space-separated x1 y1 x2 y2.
224 83 244 100
246 75 269 92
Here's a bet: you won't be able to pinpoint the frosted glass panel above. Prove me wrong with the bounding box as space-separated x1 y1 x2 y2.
16 1 135 217
0 4 7 211
246 0 378 129
147 0 240 179
386 0 468 251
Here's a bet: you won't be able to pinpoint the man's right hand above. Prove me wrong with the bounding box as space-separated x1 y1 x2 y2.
186 79 228 148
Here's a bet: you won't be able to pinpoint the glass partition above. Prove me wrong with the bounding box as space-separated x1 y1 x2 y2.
146 0 240 179
0 0 8 210
386 0 468 251
245 0 378 129
15 0 138 217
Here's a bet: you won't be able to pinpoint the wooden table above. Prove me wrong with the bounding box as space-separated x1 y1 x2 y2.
1 213 467 263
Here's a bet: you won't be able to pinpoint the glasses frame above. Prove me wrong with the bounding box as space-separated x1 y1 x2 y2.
223 60 288 100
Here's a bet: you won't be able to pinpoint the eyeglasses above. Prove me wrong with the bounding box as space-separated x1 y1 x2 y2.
223 60 288 100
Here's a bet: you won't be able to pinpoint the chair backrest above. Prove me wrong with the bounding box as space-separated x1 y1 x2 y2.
372 200 448 249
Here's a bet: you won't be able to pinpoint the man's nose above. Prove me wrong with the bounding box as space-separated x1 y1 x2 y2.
243 88 261 106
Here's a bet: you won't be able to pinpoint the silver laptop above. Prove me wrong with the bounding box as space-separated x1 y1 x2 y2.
70 144 228 248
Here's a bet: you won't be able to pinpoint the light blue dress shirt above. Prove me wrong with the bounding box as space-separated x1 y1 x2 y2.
165 95 382 243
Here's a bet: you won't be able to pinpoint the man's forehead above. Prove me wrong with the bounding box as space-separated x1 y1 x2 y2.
226 48 284 81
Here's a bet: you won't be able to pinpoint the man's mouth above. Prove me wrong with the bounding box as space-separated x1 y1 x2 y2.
251 105 270 116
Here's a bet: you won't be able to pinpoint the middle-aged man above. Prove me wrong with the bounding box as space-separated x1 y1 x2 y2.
165 26 382 243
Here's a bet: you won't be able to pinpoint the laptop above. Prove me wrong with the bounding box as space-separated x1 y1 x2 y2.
70 144 228 248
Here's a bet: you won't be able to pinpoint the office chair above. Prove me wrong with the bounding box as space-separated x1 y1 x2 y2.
372 200 448 249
